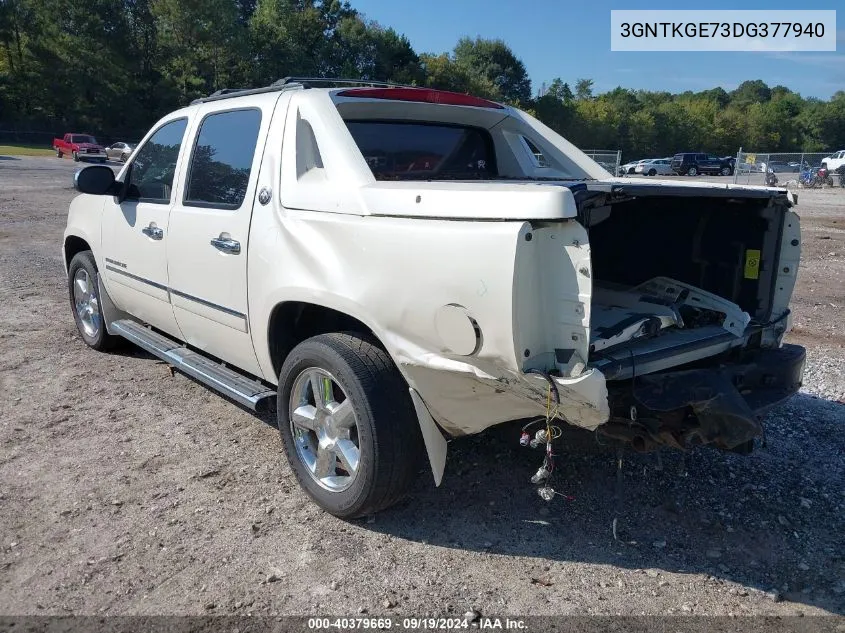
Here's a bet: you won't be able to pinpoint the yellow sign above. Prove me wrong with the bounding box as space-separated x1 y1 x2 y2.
744 249 761 279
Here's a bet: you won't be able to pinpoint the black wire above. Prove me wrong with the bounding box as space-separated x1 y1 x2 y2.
749 308 791 329
526 368 560 405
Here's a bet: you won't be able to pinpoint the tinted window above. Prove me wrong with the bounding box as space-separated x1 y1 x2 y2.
523 137 549 167
126 118 188 204
346 121 496 180
184 109 262 209
72 135 97 144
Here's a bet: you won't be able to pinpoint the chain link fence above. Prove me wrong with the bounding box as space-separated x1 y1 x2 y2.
733 149 845 190
582 149 622 177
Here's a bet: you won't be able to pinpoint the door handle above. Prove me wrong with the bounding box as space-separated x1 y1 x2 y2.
210 236 241 254
142 224 163 240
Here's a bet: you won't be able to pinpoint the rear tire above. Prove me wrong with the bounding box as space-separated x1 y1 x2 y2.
67 251 119 351
647 169 657 176
277 333 423 518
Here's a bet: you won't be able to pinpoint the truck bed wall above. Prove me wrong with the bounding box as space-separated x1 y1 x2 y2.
587 196 784 322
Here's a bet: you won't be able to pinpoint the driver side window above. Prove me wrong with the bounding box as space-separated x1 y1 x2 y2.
125 118 188 204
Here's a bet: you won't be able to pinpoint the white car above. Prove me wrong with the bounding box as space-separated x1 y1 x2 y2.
634 158 674 176
821 150 845 172
737 161 762 173
63 79 804 517
620 159 647 175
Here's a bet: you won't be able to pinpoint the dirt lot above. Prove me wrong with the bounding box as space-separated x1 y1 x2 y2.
0 156 843 617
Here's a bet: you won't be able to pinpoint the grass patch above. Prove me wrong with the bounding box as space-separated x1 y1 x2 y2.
0 144 55 157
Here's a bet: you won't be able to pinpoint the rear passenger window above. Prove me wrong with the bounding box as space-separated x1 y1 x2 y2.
184 109 262 209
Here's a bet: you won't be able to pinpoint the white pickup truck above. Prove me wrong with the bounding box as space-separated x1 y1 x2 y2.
821 150 845 173
64 78 804 517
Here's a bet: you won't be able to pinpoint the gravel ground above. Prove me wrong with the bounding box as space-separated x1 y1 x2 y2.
0 156 843 617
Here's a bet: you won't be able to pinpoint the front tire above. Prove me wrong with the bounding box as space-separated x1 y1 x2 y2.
720 166 731 176
277 333 423 518
56 149 63 158
647 169 657 176
72 151 79 162
687 166 698 176
68 251 119 351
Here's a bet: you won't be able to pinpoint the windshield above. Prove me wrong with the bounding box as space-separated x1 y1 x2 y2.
71 135 97 144
345 121 496 181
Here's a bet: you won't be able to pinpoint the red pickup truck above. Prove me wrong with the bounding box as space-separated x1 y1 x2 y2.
53 133 107 163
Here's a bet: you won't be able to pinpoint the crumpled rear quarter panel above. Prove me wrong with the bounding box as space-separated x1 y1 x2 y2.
248 210 610 436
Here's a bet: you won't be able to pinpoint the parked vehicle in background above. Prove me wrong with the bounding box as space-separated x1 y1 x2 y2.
53 133 107 163
63 79 803 517
721 156 736 174
821 150 845 172
105 142 136 162
635 158 673 176
765 169 779 187
620 159 647 175
817 167 834 187
798 166 832 188
765 161 800 173
671 153 734 176
737 161 761 173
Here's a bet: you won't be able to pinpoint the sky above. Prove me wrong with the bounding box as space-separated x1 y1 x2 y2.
351 0 843 99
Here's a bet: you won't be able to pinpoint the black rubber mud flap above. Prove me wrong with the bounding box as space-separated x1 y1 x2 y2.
633 370 762 449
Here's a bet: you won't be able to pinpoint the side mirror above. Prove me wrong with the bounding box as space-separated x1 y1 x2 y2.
74 165 117 195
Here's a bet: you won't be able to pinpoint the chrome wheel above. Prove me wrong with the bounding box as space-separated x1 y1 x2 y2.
289 367 360 492
72 268 100 338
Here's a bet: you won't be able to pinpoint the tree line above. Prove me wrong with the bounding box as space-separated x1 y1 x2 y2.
1 0 843 157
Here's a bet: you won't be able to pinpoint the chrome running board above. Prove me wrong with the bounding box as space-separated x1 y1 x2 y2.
111 319 275 411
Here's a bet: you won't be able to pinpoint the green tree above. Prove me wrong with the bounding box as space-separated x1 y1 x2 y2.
452 37 531 105
730 79 771 108
152 0 245 101
574 78 593 100
545 78 573 103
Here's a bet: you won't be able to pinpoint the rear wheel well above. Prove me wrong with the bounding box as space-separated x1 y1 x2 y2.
268 302 377 379
64 235 91 270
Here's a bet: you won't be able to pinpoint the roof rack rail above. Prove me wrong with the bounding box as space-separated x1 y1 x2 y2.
271 77 412 89
190 76 418 105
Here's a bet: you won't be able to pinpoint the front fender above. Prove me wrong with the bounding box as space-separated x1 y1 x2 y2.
63 193 106 272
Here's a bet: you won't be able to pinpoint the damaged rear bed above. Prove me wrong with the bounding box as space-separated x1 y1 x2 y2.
574 181 803 452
